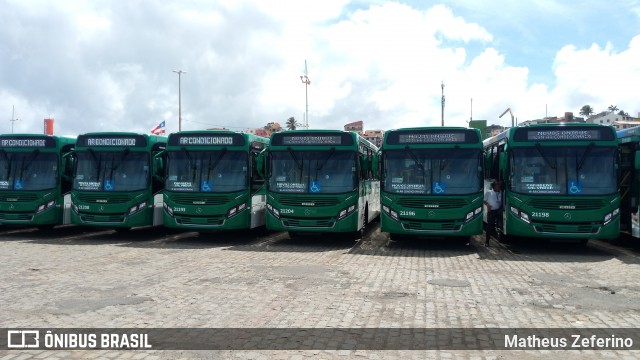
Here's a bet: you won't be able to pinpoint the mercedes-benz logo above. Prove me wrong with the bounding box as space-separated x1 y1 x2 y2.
99 206 104 212
305 209 311 215
9 204 14 210
428 210 435 217
564 213 571 220
196 207 202 214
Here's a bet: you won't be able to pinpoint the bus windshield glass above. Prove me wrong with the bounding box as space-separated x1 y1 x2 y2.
511 146 617 195
165 150 248 192
0 151 58 191
383 149 482 195
74 151 149 192
269 150 356 194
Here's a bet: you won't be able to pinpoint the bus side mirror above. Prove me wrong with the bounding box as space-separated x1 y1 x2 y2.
257 150 266 179
372 153 380 178
62 152 75 181
635 151 640 170
153 151 165 181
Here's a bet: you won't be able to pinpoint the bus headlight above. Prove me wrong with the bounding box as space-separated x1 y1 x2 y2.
35 200 56 214
510 205 530 224
603 208 619 225
266 203 280 219
129 201 147 215
227 203 247 218
337 204 357 220
71 203 79 214
464 207 482 223
163 202 174 216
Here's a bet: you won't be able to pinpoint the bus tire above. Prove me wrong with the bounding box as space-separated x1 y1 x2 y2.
115 227 131 233
37 225 55 232
391 233 411 241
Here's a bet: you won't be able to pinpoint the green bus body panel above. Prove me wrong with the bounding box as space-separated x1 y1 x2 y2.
0 134 76 227
485 123 619 241
265 130 380 234
162 130 269 231
378 127 484 238
71 132 167 229
617 126 640 239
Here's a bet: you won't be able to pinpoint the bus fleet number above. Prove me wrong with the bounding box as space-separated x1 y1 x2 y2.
531 212 549 218
400 210 416 216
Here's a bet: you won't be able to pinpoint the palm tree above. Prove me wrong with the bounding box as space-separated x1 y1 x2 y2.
618 110 629 116
285 117 299 130
579 105 594 118
608 105 619 113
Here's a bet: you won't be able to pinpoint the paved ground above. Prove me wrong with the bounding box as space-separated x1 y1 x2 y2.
0 221 639 359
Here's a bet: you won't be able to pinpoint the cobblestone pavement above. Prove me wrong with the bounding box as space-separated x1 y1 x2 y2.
0 222 639 359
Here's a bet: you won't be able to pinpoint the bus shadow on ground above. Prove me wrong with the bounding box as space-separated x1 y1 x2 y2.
0 225 114 243
474 234 617 263
116 227 278 249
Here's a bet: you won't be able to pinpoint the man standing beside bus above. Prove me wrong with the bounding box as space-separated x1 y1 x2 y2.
483 180 502 247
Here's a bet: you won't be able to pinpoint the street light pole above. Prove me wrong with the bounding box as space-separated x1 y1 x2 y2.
173 70 186 131
441 81 445 127
300 60 311 130
9 105 20 134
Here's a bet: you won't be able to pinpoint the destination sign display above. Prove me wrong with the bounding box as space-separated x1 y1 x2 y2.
0 136 56 148
514 127 615 142
77 135 147 147
387 130 478 145
272 132 354 146
168 133 245 147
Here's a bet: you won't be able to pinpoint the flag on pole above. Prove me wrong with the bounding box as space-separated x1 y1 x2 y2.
151 121 166 135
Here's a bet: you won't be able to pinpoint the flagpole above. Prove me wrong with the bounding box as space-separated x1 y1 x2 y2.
173 70 186 131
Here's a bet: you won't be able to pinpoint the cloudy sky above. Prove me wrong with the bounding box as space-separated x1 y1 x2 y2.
1 0 639 136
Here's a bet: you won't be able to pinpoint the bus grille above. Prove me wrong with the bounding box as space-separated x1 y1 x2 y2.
396 198 468 209
283 218 335 228
0 192 39 202
172 194 230 205
80 214 125 223
278 196 341 207
528 198 606 210
176 216 225 226
535 224 598 234
0 213 33 221
404 221 460 231
77 194 132 204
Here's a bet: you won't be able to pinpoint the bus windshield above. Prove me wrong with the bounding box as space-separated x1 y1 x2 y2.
0 151 58 191
74 150 149 192
165 150 248 192
269 150 356 194
510 146 617 195
383 149 482 195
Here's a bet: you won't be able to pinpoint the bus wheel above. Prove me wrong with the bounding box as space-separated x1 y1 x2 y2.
454 236 470 244
391 233 411 241
288 231 301 239
115 227 132 233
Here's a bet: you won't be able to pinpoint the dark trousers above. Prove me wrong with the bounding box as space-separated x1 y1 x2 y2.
486 209 501 243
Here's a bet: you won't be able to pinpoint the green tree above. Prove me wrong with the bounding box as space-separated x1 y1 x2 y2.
285 117 299 130
579 105 594 118
608 105 619 113
618 110 629 116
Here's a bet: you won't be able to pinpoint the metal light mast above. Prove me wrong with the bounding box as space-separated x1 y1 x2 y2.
300 60 311 130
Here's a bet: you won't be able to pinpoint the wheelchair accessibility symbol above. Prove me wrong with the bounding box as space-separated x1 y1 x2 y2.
568 180 582 194
432 181 446 194
104 180 114 191
201 180 212 192
310 181 321 193
14 179 23 190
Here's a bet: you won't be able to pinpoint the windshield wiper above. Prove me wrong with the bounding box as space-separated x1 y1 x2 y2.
404 146 424 170
181 147 196 181
0 150 11 177
535 143 557 170
316 147 335 171
87 148 102 180
19 149 40 180
206 148 228 182
287 147 304 182
109 148 131 179
577 143 595 170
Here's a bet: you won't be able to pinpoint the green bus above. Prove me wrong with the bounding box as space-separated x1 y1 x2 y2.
162 130 269 230
261 130 379 238
0 134 75 229
376 127 483 241
484 123 619 242
70 132 167 230
617 126 640 239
